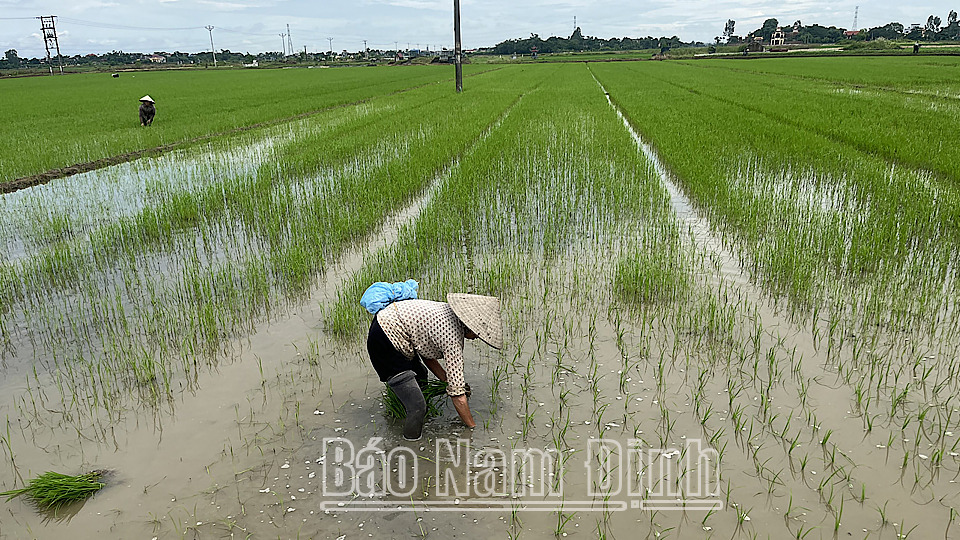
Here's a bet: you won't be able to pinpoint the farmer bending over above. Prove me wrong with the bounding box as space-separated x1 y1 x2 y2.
139 95 156 126
367 293 502 440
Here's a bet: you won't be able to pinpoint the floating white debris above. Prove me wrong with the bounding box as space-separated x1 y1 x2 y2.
280 463 290 469
259 488 271 493
308 472 316 479
287 508 296 513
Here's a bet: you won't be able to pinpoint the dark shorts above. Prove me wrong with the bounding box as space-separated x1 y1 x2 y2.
367 317 427 383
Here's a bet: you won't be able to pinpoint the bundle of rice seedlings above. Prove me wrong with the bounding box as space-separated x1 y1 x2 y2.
0 470 106 511
383 379 449 420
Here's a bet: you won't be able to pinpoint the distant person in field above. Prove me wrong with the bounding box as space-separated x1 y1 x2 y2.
139 95 156 126
914 42 920 54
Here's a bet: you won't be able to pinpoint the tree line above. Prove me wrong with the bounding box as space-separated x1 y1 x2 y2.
490 28 689 55
724 11 960 44
490 10 960 56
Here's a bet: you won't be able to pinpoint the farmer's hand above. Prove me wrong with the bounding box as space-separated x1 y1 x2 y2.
451 394 476 428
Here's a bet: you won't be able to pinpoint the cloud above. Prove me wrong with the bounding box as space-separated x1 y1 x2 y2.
196 0 262 10
364 0 446 9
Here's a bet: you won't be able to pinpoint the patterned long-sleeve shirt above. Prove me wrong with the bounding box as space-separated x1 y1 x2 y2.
375 300 467 396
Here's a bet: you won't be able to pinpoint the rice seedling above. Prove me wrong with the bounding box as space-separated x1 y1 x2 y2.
0 470 106 511
382 380 449 420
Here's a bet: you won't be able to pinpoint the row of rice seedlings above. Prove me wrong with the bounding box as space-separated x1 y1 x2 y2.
675 59 960 182
592 61 960 397
594 61 947 537
172 62 953 538
0 87 437 306
592 61 960 336
317 62 727 537
695 56 960 97
0 68 550 462
0 121 304 264
592 60 950 536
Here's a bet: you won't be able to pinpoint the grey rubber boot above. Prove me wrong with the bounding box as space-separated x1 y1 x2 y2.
387 370 427 441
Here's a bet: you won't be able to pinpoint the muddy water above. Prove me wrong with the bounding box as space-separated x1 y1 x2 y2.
0 161 441 537
0 135 282 266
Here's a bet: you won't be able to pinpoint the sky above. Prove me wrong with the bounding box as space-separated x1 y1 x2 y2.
0 0 953 58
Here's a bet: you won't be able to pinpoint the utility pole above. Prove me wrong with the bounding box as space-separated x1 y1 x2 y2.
280 33 286 56
38 15 64 75
287 24 293 55
363 39 368 58
327 37 333 53
574 15 577 31
852 6 859 30
453 0 463 92
205 25 217 67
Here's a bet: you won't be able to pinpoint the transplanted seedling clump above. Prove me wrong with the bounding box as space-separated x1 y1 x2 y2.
383 379 449 420
0 470 107 511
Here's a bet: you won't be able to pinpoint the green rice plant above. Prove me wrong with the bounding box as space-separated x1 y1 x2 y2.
612 237 688 307
0 470 106 511
382 379 449 420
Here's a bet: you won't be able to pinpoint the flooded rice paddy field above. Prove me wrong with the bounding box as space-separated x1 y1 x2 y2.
2 59 960 539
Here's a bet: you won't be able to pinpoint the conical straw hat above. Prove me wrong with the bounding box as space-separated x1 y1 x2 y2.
447 293 503 349
139 95 154 102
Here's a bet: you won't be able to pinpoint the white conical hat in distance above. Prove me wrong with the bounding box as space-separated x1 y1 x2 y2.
447 293 503 349
139 95 154 102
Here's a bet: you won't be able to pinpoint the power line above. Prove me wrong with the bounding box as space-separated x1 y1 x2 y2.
57 16 203 31
217 27 280 37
